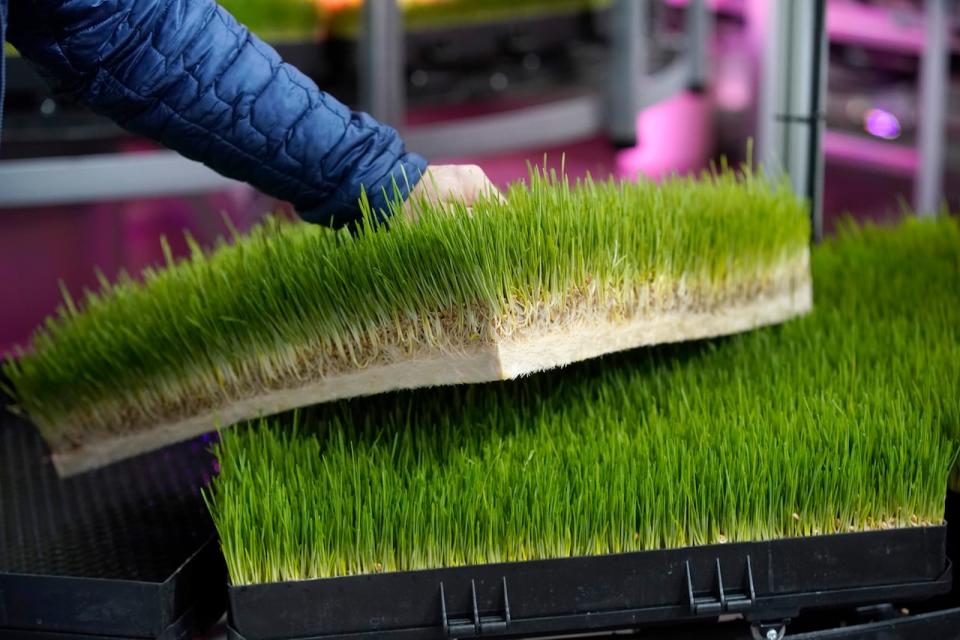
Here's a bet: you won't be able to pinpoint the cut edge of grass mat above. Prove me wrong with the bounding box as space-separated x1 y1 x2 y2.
3 166 812 476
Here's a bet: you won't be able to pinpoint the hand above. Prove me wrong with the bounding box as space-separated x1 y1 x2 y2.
403 165 504 221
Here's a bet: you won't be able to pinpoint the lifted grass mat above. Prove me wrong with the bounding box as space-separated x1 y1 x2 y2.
3 168 810 475
205 216 960 587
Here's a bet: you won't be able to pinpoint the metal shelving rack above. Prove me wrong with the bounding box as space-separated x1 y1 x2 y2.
358 0 711 155
0 1 951 220
823 0 957 214
0 0 711 207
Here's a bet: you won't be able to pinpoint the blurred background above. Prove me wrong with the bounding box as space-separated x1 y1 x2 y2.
1 0 957 356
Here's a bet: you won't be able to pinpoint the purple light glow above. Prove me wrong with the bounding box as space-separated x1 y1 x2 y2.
824 131 917 176
615 91 714 181
864 108 901 140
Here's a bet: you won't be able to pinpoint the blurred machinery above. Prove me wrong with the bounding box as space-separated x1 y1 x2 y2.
0 0 712 196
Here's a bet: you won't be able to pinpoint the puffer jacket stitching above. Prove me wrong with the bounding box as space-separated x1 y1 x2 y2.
327 132 404 205
99 14 281 178
95 67 324 200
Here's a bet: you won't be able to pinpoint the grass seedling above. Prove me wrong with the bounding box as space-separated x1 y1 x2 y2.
206 216 960 585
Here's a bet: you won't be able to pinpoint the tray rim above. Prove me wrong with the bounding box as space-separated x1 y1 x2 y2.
227 525 951 640
0 535 224 639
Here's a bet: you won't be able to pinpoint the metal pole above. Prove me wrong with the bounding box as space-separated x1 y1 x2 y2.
785 1 815 209
757 0 827 241
686 0 712 92
805 0 828 241
360 0 405 128
756 0 788 179
607 0 647 146
914 0 950 217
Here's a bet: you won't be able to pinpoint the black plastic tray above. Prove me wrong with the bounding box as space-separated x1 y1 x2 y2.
0 408 226 640
227 526 951 640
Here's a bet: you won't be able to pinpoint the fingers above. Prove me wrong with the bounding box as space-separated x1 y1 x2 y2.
455 165 505 205
402 165 504 222
473 169 506 205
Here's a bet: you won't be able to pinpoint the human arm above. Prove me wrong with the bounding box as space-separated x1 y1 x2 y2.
7 0 429 227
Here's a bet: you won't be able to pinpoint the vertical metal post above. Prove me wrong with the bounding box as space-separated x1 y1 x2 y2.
686 0 712 92
784 1 816 205
607 0 647 146
757 0 827 241
914 0 950 217
360 0 405 128
756 0 787 179
806 0 828 241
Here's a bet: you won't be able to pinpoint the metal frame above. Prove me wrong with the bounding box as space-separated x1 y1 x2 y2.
0 1 950 216
607 0 649 145
0 152 243 207
915 0 951 217
758 0 951 235
362 0 712 156
360 0 405 129
757 0 828 241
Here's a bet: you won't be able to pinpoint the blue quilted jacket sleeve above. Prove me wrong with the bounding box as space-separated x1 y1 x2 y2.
6 0 428 227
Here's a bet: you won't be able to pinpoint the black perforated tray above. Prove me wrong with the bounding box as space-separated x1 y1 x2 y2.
227 526 951 640
0 408 226 639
